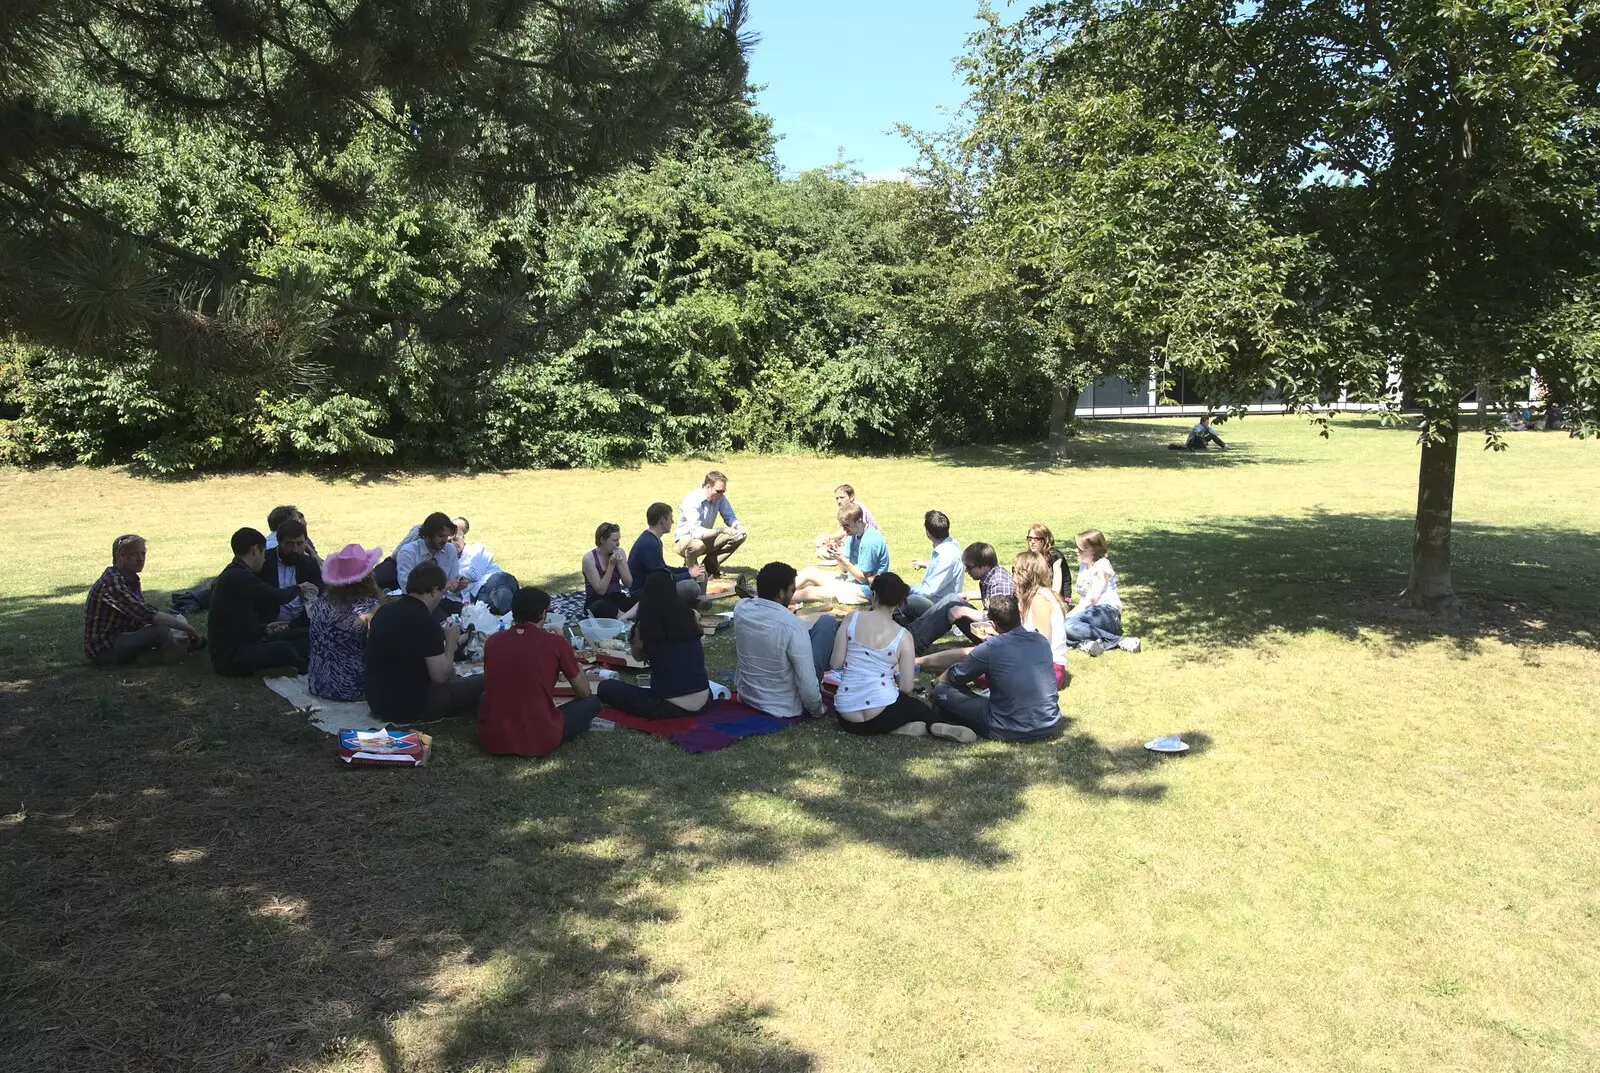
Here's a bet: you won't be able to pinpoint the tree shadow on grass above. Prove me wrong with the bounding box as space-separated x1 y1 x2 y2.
0 601 1191 1071
925 420 1310 472
1116 511 1600 654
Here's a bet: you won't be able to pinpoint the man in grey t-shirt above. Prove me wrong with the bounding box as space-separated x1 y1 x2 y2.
929 594 1063 743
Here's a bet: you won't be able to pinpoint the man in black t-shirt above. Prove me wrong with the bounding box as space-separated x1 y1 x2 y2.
365 562 485 723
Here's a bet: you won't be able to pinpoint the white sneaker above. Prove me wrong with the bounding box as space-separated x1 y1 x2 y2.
1117 637 1142 653
929 722 978 744
890 721 928 737
1081 640 1106 657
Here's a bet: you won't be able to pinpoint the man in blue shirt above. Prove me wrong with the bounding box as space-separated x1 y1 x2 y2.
898 509 963 624
629 501 706 605
790 504 889 605
929 594 1063 744
673 470 748 578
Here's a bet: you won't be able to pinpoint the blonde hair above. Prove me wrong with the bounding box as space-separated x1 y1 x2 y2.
1026 524 1055 553
1076 529 1108 561
1013 550 1053 617
111 534 144 559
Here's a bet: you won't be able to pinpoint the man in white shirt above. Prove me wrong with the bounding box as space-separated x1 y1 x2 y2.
450 516 519 615
899 509 963 623
674 470 748 578
395 512 469 618
732 562 839 719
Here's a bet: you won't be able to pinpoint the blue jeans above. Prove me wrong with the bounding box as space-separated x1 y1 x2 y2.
561 696 603 741
475 572 519 616
1062 605 1122 644
906 593 971 654
808 614 840 679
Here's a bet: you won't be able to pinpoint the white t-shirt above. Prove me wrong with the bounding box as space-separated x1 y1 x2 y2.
1073 558 1122 613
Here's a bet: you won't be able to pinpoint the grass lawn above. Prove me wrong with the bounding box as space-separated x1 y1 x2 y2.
2 414 1598 1073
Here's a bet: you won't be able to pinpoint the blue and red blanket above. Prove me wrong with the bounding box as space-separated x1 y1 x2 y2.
600 698 815 754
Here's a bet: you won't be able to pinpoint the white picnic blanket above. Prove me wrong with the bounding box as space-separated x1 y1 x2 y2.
264 675 374 735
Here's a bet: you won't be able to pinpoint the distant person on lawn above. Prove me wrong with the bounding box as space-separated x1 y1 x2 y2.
1168 413 1229 451
596 570 711 719
305 543 383 702
898 509 964 625
815 484 878 561
83 534 203 665
675 470 747 578
583 522 637 618
628 502 705 606
929 594 1063 744
257 515 324 626
450 516 518 616
790 504 889 605
478 587 602 757
732 561 838 719
365 562 484 723
829 572 935 737
208 527 316 677
906 542 1015 656
1064 528 1141 656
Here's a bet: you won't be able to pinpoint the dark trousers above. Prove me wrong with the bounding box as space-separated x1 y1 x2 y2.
584 592 639 618
837 692 934 735
423 674 487 718
596 678 709 720
1171 431 1227 450
92 624 181 666
930 682 1062 743
214 628 310 677
559 696 604 741
430 596 465 624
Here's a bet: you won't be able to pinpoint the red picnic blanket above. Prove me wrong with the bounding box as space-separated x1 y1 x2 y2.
600 697 815 753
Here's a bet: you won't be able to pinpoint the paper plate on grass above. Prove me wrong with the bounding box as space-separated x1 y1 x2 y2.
1144 735 1189 754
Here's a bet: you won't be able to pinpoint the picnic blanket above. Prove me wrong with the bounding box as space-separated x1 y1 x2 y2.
601 697 813 754
264 674 372 735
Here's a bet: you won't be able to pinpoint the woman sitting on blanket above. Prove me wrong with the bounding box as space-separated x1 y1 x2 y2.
596 569 711 719
830 572 935 737
582 522 637 619
1025 523 1070 600
1014 550 1070 688
306 543 384 701
1064 529 1142 656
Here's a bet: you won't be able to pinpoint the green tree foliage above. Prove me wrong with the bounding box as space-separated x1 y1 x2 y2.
1015 0 1600 604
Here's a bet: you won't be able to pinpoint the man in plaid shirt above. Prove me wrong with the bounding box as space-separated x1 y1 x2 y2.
84 535 202 665
905 541 1015 654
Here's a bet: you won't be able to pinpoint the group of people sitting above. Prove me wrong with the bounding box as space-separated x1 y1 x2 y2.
82 469 1138 757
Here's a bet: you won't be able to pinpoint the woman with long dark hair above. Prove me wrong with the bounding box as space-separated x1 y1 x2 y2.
829 572 934 736
596 569 711 718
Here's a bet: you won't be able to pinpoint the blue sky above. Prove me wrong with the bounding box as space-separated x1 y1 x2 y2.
743 0 1001 179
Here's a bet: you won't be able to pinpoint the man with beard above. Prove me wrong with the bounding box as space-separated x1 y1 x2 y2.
257 516 325 627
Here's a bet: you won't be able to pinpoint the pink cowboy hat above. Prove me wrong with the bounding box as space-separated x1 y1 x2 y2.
323 543 384 586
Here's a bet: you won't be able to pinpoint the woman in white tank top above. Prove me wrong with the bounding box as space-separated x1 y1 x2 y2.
828 573 934 737
1013 551 1069 689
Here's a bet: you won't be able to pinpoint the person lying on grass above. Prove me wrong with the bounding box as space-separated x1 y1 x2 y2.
929 594 1063 745
478 586 602 758
815 484 878 561
451 516 519 617
790 503 889 606
596 569 711 719
1063 528 1141 656
84 533 203 666
829 572 935 738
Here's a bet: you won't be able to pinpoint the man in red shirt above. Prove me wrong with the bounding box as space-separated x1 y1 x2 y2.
84 534 203 665
477 587 602 757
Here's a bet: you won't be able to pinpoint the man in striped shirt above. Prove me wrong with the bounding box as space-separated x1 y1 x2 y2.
84 534 202 664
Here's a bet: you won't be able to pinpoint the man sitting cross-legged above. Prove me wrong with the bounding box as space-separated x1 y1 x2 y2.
897 509 964 626
929 594 1063 744
732 562 841 719
209 527 317 677
905 541 1015 656
83 534 203 665
815 484 878 562
365 562 485 724
790 504 889 606
674 470 747 578
477 587 602 757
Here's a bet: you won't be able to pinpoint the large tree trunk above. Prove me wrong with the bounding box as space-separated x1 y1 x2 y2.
1048 382 1081 458
1402 407 1460 611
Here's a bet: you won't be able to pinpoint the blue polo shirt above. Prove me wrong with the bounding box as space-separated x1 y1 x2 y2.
845 526 890 599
